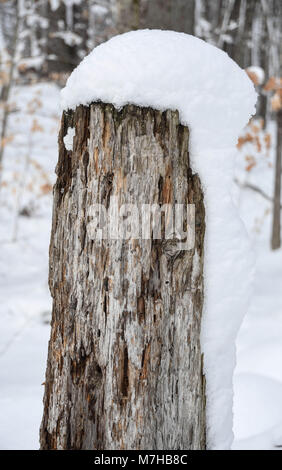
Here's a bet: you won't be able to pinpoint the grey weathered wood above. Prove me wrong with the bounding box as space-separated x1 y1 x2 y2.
40 102 206 450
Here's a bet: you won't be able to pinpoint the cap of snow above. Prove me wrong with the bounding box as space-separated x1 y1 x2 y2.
61 29 256 154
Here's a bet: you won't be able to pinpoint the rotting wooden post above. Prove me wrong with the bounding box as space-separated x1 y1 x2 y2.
40 102 206 450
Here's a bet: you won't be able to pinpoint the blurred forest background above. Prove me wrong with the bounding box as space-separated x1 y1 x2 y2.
0 0 282 450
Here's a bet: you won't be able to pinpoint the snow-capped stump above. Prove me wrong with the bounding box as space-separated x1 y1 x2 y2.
40 30 257 450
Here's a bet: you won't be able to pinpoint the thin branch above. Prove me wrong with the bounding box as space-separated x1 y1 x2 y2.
234 177 282 208
217 0 236 48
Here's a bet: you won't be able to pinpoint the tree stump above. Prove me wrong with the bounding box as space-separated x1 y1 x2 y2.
40 102 206 450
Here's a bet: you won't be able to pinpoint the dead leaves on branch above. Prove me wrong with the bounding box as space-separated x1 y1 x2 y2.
246 69 263 87
27 97 42 114
263 77 282 112
31 118 43 133
271 89 282 112
237 118 272 173
245 69 282 112
1 134 14 148
263 77 282 93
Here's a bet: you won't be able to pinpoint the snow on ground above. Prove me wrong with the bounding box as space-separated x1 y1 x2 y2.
232 244 282 449
232 120 282 449
0 82 60 449
0 316 50 449
0 80 281 449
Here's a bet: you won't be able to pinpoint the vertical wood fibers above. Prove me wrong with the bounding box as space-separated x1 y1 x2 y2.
40 103 206 450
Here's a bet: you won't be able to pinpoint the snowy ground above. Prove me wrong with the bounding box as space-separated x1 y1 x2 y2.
0 82 281 449
232 122 282 449
233 243 282 449
0 83 60 449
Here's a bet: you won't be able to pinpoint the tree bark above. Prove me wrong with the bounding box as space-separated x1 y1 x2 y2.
40 102 206 450
0 0 19 175
114 0 195 35
271 109 282 250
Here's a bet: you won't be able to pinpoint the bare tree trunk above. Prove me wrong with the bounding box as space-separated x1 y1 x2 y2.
40 102 206 450
114 0 195 35
0 0 19 174
271 109 282 250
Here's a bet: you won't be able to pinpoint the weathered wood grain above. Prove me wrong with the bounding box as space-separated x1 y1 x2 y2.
40 102 206 450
